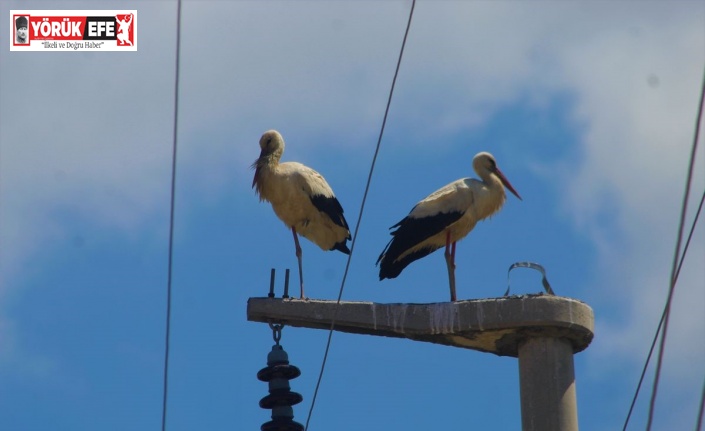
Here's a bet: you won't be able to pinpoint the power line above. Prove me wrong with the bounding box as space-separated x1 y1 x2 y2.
303 1 417 429
644 65 705 431
621 189 705 431
161 1 183 430
696 377 705 431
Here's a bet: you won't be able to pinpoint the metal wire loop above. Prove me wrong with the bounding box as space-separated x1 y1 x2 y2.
505 262 555 296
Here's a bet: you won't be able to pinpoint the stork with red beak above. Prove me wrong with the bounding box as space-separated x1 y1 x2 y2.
252 130 351 299
377 152 521 301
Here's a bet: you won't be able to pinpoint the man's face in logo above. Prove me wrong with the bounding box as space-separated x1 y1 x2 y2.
17 25 28 41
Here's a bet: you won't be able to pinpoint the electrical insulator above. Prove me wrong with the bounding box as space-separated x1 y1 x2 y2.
257 325 303 431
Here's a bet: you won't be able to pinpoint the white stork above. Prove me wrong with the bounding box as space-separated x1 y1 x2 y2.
252 130 351 299
377 152 521 301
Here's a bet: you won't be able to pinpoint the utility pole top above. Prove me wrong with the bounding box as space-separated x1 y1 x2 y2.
247 294 593 357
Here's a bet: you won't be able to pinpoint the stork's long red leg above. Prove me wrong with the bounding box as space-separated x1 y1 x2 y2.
444 230 457 302
292 227 305 299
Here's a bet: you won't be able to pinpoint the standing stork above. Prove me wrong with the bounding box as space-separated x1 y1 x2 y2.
252 130 351 299
376 152 521 301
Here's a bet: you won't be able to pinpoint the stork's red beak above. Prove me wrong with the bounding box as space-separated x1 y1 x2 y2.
495 168 522 200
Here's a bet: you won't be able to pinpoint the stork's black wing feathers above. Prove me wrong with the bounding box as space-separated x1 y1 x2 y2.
310 194 350 235
377 211 464 280
310 194 352 254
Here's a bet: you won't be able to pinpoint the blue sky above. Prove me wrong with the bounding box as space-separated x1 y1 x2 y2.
1 1 704 430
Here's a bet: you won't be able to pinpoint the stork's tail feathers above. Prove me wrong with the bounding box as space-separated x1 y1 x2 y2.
330 240 351 255
377 242 438 280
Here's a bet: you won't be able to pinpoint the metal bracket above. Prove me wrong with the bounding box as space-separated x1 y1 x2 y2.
505 262 555 296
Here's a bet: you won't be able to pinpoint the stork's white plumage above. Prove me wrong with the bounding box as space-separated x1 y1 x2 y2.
252 130 351 298
377 152 521 301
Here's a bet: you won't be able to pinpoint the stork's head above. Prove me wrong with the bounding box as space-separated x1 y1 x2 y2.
473 152 522 200
252 130 285 189
258 129 285 158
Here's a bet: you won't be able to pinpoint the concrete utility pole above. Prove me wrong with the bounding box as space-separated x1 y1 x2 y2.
247 294 594 431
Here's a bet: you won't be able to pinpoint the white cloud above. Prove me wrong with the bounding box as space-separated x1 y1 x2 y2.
0 2 177 290
526 5 705 424
549 3 705 379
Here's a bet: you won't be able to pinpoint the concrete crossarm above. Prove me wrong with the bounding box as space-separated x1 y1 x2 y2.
247 294 594 357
